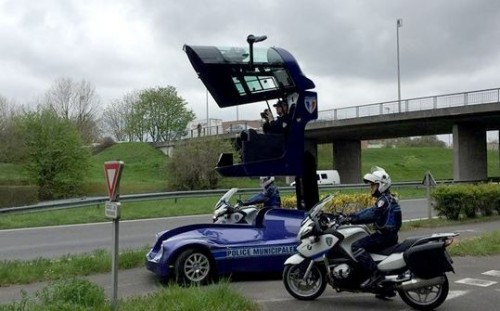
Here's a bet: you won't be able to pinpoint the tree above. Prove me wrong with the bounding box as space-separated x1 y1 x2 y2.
102 96 134 142
0 96 26 163
131 86 195 143
168 137 234 190
42 78 102 144
17 108 90 200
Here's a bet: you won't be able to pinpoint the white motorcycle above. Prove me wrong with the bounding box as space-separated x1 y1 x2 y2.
283 195 459 311
212 188 258 225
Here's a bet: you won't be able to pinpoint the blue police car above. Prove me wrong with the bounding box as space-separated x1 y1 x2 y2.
145 207 305 285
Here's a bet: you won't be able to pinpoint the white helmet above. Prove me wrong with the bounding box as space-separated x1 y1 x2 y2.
363 166 391 193
260 176 275 189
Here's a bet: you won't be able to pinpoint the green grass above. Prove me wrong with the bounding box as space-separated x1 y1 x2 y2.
0 197 221 230
2 143 499 197
0 246 150 286
317 145 500 181
449 231 500 256
402 214 500 230
0 187 428 230
85 142 170 194
0 278 258 311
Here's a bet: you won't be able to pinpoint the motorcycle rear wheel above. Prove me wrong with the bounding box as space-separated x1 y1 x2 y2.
283 263 327 300
397 274 449 311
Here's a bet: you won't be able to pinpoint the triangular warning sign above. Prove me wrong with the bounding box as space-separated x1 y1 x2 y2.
104 161 124 201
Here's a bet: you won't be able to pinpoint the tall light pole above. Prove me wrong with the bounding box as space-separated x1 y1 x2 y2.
397 18 403 112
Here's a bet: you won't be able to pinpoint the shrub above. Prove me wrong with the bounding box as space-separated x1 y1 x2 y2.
432 184 500 220
16 109 91 200
0 185 38 208
281 192 374 213
91 136 115 155
167 137 233 190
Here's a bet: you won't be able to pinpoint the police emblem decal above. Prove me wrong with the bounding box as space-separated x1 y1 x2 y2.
304 96 317 114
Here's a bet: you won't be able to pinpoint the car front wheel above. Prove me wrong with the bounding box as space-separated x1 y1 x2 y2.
174 248 213 286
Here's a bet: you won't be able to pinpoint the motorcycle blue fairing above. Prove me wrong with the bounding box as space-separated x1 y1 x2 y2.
146 208 305 280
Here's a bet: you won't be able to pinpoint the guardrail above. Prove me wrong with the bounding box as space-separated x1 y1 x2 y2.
0 181 439 215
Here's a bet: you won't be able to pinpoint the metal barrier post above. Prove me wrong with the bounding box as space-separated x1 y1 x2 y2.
422 171 437 220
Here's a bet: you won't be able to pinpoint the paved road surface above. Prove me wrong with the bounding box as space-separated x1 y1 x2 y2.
1 220 499 311
0 199 433 261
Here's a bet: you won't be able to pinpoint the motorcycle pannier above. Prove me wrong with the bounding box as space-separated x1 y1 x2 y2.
403 242 453 279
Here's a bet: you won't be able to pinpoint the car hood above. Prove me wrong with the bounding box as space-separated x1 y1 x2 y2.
155 208 306 245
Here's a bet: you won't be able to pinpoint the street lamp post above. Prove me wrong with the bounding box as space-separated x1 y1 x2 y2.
397 18 403 112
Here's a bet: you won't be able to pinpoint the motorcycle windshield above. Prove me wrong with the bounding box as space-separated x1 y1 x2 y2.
183 45 314 107
215 188 238 210
308 195 334 219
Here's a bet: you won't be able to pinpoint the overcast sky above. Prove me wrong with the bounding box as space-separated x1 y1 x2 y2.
1 0 500 128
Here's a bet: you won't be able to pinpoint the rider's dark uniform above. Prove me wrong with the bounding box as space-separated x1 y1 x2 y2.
350 192 402 276
241 183 281 208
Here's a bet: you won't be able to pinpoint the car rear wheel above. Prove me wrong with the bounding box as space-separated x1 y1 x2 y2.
174 248 213 286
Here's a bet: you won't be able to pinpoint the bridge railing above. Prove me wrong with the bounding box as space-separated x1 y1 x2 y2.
318 87 500 121
146 88 500 144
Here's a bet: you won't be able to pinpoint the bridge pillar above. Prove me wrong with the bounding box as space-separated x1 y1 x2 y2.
452 124 487 181
333 140 361 184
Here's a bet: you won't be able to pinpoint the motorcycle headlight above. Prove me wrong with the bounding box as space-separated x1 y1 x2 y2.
298 226 312 239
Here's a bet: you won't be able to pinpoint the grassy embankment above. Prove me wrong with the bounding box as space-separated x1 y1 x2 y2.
1 143 500 230
0 143 499 310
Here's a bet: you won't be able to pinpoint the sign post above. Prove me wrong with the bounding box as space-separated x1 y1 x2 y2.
422 171 437 220
103 161 124 311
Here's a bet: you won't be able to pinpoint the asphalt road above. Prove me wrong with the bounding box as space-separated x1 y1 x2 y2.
0 199 434 261
1 235 499 310
0 200 499 310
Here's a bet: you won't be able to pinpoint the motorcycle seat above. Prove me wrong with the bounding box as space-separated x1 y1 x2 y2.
378 235 429 255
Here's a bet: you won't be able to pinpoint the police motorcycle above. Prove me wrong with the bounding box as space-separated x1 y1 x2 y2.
283 195 459 311
213 188 258 225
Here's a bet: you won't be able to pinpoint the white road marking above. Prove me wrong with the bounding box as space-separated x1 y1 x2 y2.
255 291 469 304
455 278 498 287
482 270 500 277
447 290 469 300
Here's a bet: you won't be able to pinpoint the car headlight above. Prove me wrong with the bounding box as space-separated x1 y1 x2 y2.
150 244 164 263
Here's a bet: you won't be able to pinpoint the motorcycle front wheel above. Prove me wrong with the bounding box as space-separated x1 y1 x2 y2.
397 274 449 311
283 263 327 300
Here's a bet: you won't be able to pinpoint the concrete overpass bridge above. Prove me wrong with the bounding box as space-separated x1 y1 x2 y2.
305 87 500 183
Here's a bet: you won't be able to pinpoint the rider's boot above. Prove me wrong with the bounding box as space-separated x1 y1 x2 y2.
375 288 397 300
360 271 384 290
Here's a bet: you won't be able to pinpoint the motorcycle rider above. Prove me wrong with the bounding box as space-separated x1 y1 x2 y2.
347 166 402 291
239 176 281 208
